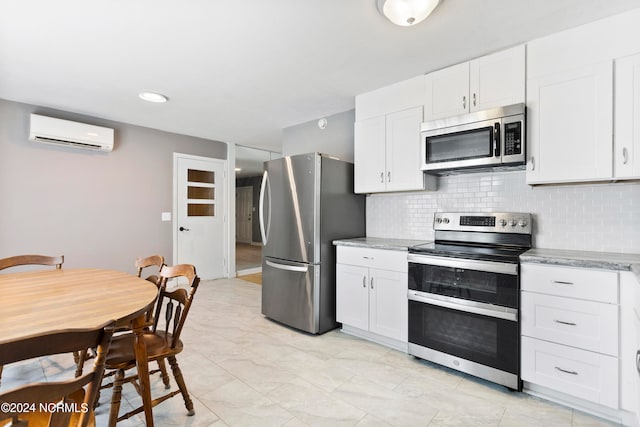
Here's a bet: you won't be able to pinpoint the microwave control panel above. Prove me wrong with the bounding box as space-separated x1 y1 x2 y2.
503 122 522 156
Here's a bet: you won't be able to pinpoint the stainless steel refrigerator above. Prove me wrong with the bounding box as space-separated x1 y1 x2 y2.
259 153 365 334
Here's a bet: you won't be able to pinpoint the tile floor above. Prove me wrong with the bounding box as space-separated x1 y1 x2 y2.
3 278 620 426
236 243 262 272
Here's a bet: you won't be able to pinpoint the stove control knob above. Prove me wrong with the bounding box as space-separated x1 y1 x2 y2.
499 219 507 227
508 219 517 227
436 217 442 224
519 219 528 228
442 218 450 224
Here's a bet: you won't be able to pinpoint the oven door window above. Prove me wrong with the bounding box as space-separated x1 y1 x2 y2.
425 126 494 163
408 263 518 308
408 300 519 375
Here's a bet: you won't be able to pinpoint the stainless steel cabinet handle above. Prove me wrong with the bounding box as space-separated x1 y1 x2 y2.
463 95 466 109
552 280 574 285
380 172 384 183
362 276 366 288
554 320 576 326
370 277 374 289
623 147 629 164
530 156 535 171
473 93 477 107
636 350 640 374
387 171 391 183
555 367 578 376
363 256 374 260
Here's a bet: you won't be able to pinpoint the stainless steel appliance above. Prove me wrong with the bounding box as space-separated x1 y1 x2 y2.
421 103 525 174
408 212 532 390
259 153 365 334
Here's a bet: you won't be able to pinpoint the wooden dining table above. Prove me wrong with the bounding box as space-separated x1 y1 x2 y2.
0 268 160 426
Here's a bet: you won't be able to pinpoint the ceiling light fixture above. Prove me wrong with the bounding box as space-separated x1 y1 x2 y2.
377 0 441 26
138 91 168 103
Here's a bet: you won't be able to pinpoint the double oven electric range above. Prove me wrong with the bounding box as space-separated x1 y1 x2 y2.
408 212 532 390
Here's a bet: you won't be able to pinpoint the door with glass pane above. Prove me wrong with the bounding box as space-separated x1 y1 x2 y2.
174 153 226 279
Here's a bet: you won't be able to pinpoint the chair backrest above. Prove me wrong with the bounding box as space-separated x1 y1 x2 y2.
0 321 115 427
135 254 165 286
0 254 64 271
152 264 200 348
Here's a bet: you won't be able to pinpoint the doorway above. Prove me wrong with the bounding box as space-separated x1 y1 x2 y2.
234 146 280 276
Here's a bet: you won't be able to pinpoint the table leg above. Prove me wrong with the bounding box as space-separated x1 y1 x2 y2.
132 315 154 427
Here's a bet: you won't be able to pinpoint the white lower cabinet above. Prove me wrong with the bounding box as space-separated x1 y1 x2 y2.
521 336 619 409
620 272 640 425
336 246 407 350
521 263 621 413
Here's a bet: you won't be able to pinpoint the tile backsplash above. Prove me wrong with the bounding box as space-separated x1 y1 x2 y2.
366 171 640 253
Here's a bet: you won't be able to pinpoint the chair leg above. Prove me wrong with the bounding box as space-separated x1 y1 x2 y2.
108 369 125 427
157 358 170 389
75 349 88 378
168 356 194 416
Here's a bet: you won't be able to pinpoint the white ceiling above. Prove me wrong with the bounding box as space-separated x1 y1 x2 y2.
1 1 638 153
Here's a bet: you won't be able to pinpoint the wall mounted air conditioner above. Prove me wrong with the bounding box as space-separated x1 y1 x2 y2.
29 114 114 152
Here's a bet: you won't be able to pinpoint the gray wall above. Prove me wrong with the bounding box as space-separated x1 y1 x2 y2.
0 98 227 273
282 109 355 162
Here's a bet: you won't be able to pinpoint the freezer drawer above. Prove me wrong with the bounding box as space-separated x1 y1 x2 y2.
261 257 321 334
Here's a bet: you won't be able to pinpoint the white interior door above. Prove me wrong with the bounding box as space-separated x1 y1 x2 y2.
235 186 252 244
174 154 226 280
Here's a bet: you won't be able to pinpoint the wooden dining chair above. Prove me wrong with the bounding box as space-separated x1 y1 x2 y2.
75 255 167 380
0 254 64 271
100 264 200 426
0 254 64 387
0 321 115 427
135 254 165 326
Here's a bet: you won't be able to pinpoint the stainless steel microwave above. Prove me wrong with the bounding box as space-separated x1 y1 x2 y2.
421 103 525 174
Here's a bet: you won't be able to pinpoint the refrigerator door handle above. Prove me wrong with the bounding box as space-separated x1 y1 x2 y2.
265 260 309 273
259 170 271 245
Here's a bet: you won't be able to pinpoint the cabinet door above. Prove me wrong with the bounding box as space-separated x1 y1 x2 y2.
385 106 424 192
424 61 470 121
354 116 386 193
615 53 640 179
368 268 407 341
526 60 613 184
336 263 369 330
620 272 640 413
470 45 525 112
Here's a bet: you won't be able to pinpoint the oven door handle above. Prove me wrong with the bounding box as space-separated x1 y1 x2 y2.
407 254 518 276
408 290 518 322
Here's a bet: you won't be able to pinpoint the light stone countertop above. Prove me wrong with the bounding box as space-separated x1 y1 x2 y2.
332 237 431 251
521 248 640 279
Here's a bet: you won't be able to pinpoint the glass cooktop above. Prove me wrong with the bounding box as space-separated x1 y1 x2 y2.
409 242 529 263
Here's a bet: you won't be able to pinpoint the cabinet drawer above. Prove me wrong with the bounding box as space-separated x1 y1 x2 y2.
521 264 618 303
337 246 407 272
521 292 618 356
521 336 619 408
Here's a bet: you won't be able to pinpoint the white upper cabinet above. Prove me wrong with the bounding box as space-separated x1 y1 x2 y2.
424 62 469 120
354 76 434 193
424 45 525 121
614 53 640 180
354 116 386 193
385 107 426 192
526 8 640 185
526 61 613 184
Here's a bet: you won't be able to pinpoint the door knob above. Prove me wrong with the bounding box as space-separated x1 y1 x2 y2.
179 226 190 232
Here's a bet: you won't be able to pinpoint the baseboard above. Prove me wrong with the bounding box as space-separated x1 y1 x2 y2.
237 267 261 276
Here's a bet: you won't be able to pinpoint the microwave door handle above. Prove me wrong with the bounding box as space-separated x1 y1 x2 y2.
494 123 500 157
